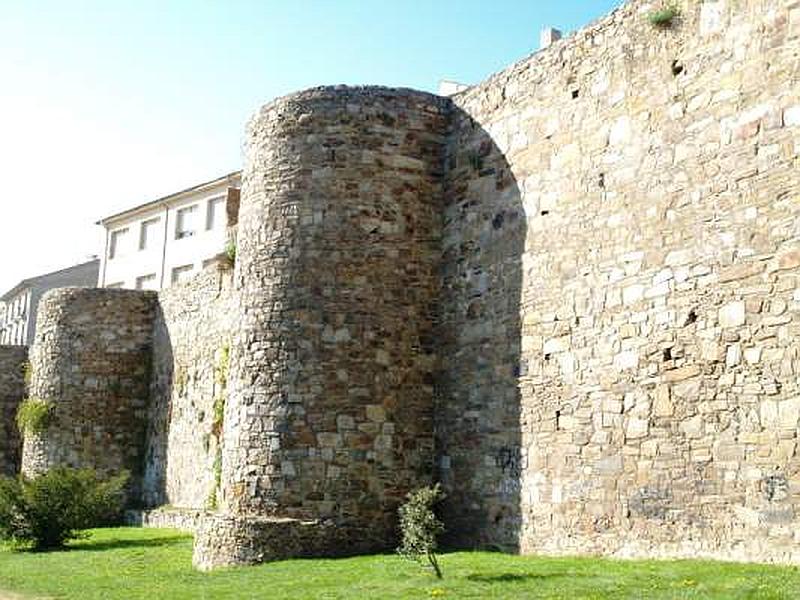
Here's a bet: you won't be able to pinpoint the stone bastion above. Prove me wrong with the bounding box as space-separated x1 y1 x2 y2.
1 0 800 570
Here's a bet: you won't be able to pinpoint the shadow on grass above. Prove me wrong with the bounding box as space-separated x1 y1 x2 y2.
69 534 188 552
6 534 190 554
466 572 571 584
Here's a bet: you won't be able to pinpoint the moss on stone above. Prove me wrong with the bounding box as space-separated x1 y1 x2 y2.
16 398 53 434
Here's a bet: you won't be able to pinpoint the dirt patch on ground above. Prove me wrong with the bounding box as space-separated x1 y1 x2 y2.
0 591 45 600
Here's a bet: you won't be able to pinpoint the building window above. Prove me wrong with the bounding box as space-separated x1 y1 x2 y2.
206 197 226 231
135 274 158 291
139 218 161 250
171 264 194 284
109 228 128 259
175 205 198 239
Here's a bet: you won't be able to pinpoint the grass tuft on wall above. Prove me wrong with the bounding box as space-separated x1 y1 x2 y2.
15 398 53 434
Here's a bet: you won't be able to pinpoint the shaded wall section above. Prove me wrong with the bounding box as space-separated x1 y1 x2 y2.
220 87 449 547
436 103 524 550
22 288 157 499
143 264 238 508
0 345 27 476
450 0 800 562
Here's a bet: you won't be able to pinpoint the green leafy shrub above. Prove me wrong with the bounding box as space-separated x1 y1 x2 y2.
16 398 53 434
0 467 129 549
397 484 445 579
648 5 680 27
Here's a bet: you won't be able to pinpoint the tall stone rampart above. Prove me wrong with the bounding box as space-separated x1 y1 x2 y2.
0 346 27 476
3 0 800 572
199 87 449 566
437 0 800 562
21 288 157 497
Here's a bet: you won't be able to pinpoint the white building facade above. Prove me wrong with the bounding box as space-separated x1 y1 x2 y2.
98 172 241 290
0 290 30 346
0 259 100 346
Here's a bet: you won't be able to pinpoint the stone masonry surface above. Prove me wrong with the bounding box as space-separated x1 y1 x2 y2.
218 86 447 542
21 288 157 499
439 0 800 563
143 262 238 508
125 506 207 532
4 0 800 571
0 346 27 476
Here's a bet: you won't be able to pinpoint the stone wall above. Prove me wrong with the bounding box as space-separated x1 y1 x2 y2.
21 288 157 498
0 346 27 476
5 0 800 571
193 514 363 571
143 263 238 508
436 79 525 551
126 506 207 532
439 0 800 562
217 87 448 547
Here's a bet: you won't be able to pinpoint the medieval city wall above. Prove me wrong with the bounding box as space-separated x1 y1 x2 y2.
440 0 800 562
21 288 157 498
142 263 238 508
3 0 800 572
0 346 27 476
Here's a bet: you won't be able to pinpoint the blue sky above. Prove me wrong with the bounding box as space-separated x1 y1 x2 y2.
0 0 621 293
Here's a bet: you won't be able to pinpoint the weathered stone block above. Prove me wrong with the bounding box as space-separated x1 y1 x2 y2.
653 385 673 417
719 301 746 328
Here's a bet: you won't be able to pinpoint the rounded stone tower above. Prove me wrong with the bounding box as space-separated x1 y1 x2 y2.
199 87 451 565
20 288 157 497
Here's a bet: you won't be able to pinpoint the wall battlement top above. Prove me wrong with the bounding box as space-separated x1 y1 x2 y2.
246 85 454 132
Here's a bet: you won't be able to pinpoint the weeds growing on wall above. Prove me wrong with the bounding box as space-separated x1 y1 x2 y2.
212 344 229 436
16 398 53 434
224 240 237 265
206 451 223 510
175 366 188 398
648 5 680 27
207 344 230 510
21 361 32 387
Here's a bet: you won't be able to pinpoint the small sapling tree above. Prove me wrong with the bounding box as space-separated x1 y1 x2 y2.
397 483 445 579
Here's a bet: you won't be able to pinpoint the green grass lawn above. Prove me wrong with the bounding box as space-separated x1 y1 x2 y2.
0 527 798 599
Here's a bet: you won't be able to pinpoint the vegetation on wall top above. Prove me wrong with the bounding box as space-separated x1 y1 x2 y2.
648 4 680 27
